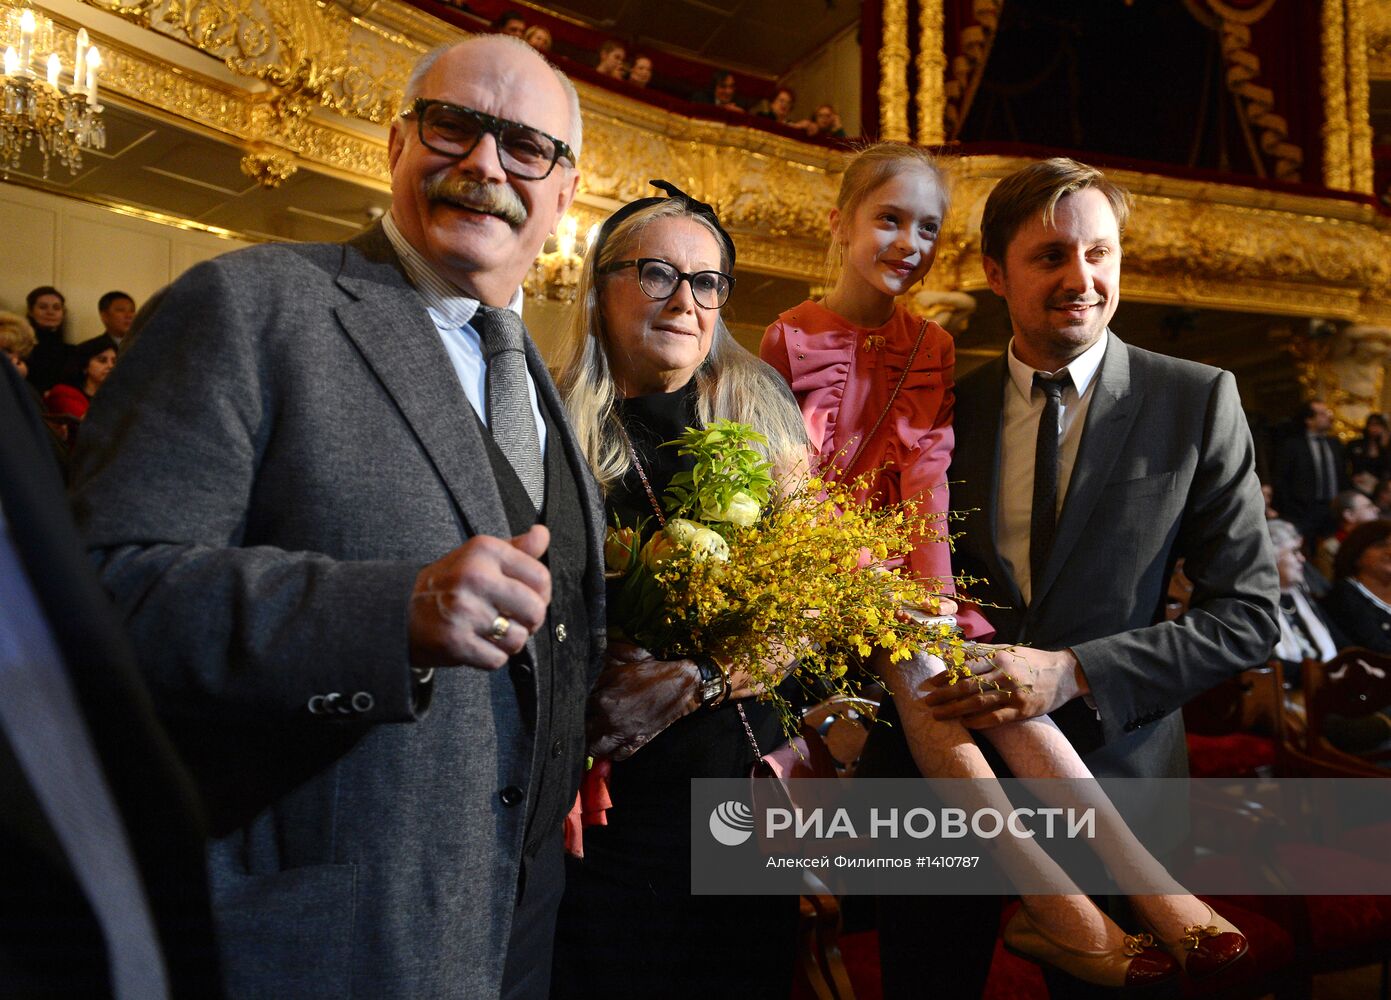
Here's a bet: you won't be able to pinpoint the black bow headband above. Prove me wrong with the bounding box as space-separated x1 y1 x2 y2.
592 179 736 269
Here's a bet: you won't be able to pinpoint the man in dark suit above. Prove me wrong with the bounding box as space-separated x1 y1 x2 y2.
69 36 605 1000
0 356 220 998
1274 398 1346 544
872 158 1280 998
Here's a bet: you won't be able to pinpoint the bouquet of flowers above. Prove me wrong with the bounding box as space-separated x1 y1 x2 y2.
604 419 981 735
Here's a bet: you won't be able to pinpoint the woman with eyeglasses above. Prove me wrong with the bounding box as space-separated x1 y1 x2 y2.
550 183 808 999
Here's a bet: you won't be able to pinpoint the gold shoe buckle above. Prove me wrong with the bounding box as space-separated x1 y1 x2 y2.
1122 932 1155 957
1181 924 1220 951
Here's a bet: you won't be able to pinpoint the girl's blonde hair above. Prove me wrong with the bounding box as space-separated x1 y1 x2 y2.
557 198 808 491
825 142 950 284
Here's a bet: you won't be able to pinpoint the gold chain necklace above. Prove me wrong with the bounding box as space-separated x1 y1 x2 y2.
615 418 667 527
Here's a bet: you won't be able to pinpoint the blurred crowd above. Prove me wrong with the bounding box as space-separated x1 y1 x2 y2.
1 286 137 454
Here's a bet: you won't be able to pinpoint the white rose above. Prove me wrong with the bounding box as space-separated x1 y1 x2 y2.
664 518 703 546
688 527 730 563
701 490 761 527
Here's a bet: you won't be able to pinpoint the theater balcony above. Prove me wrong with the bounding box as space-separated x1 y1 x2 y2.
2 0 1389 436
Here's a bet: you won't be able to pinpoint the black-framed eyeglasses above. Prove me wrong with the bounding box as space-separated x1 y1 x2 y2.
400 98 576 180
601 258 735 310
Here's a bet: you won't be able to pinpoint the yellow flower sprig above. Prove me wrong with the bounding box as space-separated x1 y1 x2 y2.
606 423 987 739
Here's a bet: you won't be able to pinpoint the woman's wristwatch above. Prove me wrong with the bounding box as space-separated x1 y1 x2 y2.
693 654 731 709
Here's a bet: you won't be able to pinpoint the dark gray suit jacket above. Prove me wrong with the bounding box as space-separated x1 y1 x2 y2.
951 335 1279 779
69 226 607 999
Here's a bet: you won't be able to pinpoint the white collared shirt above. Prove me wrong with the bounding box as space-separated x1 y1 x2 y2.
382 212 547 454
997 330 1110 604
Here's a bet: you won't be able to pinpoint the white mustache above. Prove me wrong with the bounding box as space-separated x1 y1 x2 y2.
423 172 527 228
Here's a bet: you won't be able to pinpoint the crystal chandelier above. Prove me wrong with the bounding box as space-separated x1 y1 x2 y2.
1 3 105 177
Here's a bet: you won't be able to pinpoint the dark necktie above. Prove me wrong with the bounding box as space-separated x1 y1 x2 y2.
1312 436 1336 502
1030 371 1072 596
473 306 545 509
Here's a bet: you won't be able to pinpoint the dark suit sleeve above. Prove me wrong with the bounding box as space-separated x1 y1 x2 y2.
69 256 424 725
1071 370 1280 744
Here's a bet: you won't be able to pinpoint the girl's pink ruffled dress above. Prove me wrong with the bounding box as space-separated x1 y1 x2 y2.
762 299 991 639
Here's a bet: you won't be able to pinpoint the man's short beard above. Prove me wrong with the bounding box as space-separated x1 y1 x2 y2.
423 172 527 228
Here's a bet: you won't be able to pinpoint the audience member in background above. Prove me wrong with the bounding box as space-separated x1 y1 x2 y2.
1324 520 1391 654
1348 412 1391 482
525 24 552 53
627 54 652 87
1274 398 1346 545
1270 518 1342 680
1352 469 1381 500
595 39 626 78
702 71 742 111
1261 482 1279 519
757 86 795 123
0 350 222 999
0 310 37 381
24 285 69 393
807 103 847 138
1 310 69 470
492 10 526 37
1374 477 1391 517
96 290 137 350
1316 489 1380 579
43 337 116 433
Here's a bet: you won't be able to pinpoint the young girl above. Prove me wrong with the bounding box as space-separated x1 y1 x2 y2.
761 143 1246 989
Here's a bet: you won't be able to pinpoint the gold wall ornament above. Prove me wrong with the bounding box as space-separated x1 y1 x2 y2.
1345 0 1373 194
904 288 976 334
878 0 909 141
1278 322 1391 437
943 0 1001 141
573 86 841 279
1322 0 1351 189
924 156 1391 327
82 0 426 124
240 145 295 186
914 0 944 146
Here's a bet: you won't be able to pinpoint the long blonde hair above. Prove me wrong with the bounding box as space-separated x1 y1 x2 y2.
557 198 808 491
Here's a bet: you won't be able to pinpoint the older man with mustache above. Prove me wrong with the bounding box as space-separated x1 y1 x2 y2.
69 36 607 1000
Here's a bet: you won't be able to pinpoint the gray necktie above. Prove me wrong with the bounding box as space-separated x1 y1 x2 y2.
473 306 545 509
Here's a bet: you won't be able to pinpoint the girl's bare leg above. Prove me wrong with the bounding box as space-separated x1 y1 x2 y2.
909 651 1217 937
883 652 1124 951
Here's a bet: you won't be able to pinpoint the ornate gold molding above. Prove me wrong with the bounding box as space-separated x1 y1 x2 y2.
924 157 1391 327
82 0 439 125
1346 0 1374 194
914 0 944 146
241 146 297 187
878 0 909 142
1323 0 1351 189
1283 323 1391 436
22 0 1390 329
575 86 841 279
